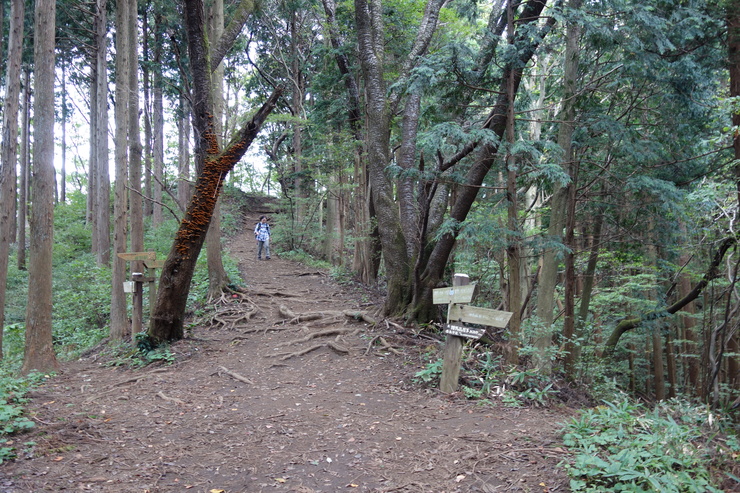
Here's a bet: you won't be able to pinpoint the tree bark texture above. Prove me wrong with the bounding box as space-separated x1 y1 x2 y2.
0 0 24 359
152 10 165 225
129 0 145 334
354 0 411 315
17 66 30 271
206 0 229 299
93 0 110 266
110 0 132 340
22 0 58 374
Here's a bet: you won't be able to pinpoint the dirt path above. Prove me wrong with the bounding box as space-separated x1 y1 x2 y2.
0 222 570 493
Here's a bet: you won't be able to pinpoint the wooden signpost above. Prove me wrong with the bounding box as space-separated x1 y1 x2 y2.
434 273 514 393
117 252 161 334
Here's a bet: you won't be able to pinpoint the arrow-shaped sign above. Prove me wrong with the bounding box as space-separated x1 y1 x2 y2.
448 304 513 328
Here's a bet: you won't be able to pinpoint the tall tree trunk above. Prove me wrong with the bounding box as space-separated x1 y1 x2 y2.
60 65 67 204
354 0 450 314
728 0 740 404
534 0 581 372
22 0 58 374
17 66 30 271
666 331 677 398
89 41 99 233
398 92 422 259
93 0 111 266
646 217 666 400
177 94 191 210
677 259 700 396
562 170 578 377
575 201 604 365
0 0 24 359
152 9 164 225
148 0 279 343
503 0 521 366
142 6 153 218
206 0 230 299
129 0 145 334
110 0 132 340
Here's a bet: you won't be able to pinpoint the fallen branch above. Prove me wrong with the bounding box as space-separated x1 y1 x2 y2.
157 391 185 405
217 366 254 385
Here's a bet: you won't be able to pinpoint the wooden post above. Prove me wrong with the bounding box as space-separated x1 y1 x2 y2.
117 252 157 337
144 259 164 328
440 274 469 393
131 272 144 334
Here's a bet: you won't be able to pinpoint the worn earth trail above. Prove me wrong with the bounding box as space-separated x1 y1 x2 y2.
0 216 571 492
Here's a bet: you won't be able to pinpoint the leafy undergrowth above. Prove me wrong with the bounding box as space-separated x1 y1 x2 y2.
560 398 740 492
0 370 48 464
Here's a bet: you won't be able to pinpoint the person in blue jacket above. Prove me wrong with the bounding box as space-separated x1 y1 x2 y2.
254 215 271 260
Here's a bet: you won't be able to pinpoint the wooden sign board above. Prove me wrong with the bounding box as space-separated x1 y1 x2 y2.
432 284 477 305
144 259 165 269
444 323 486 340
117 251 156 262
448 304 513 328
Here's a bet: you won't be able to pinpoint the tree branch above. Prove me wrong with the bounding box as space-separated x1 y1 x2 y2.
603 236 737 353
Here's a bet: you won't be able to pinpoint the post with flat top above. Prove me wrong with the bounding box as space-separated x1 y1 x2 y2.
439 274 470 393
117 252 158 335
434 273 514 393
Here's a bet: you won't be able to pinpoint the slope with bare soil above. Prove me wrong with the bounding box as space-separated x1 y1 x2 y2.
0 217 570 493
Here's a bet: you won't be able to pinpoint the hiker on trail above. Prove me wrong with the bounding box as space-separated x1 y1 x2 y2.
254 215 271 260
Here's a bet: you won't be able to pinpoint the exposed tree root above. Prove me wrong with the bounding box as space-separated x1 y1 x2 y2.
364 335 403 356
294 271 325 277
217 365 254 385
343 310 378 325
230 325 296 341
275 341 350 361
276 328 357 348
83 368 171 403
157 391 185 405
278 304 296 319
250 289 302 298
208 301 259 330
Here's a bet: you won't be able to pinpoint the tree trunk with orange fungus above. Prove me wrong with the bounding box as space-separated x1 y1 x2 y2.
148 91 282 342
148 0 281 343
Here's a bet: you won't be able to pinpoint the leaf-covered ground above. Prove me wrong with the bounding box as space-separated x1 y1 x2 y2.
0 216 571 492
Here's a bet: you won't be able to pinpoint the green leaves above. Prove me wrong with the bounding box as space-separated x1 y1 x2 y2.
561 398 726 492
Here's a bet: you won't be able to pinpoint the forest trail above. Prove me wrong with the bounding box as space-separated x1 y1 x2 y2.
0 214 570 493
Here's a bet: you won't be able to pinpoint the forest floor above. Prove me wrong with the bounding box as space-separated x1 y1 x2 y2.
0 212 573 493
